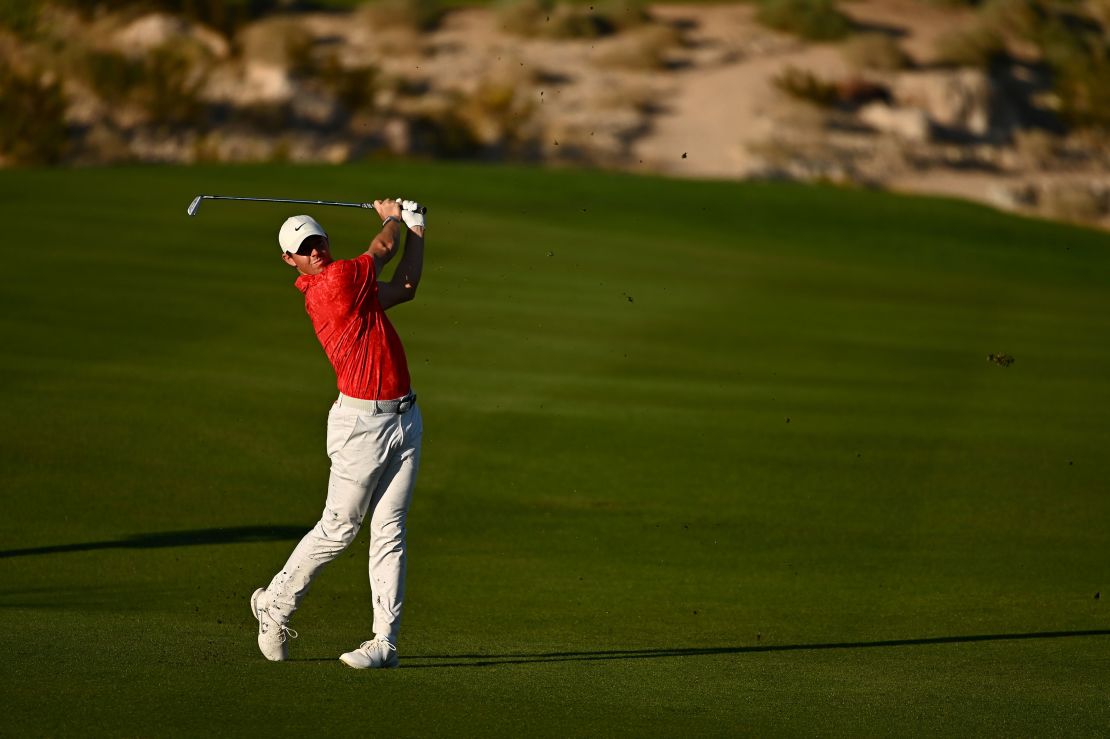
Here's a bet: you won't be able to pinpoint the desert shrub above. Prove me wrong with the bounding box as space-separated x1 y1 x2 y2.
136 43 208 125
772 66 840 106
407 110 483 158
497 0 547 35
756 0 853 41
978 0 1042 40
1089 0 1110 29
933 25 1008 67
544 3 609 38
238 17 308 67
593 0 651 31
1052 55 1110 128
317 55 378 114
0 0 39 35
592 25 680 69
457 79 537 155
1034 15 1110 128
284 33 316 77
841 32 910 71
49 0 283 37
358 0 447 32
83 50 146 105
1041 181 1108 221
1012 127 1061 167
0 65 68 164
80 41 209 125
498 0 647 38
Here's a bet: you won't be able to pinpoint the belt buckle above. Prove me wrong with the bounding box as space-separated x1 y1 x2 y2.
398 393 415 414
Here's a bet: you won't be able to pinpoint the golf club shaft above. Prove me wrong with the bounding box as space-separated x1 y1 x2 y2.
187 195 427 216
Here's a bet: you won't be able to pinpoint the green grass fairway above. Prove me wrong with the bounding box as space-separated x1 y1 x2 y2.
1 163 1108 735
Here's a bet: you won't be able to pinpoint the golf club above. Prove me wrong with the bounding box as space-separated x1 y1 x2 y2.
187 195 428 217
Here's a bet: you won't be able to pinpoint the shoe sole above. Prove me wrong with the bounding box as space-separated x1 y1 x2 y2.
250 588 263 622
338 655 398 669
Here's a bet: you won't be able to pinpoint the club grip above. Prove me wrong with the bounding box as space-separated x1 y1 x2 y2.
360 202 428 214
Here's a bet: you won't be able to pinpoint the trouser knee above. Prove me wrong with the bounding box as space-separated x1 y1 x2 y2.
314 512 362 551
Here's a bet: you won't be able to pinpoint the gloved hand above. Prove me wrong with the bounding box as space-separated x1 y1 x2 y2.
395 197 425 230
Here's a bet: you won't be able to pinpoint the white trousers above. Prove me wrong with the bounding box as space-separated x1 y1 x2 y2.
266 399 422 644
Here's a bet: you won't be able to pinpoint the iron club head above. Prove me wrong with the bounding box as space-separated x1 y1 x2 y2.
187 196 204 217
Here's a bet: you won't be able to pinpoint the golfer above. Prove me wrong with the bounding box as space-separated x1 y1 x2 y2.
251 198 426 669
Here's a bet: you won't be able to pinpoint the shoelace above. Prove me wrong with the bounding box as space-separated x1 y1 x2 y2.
257 604 299 643
359 638 396 654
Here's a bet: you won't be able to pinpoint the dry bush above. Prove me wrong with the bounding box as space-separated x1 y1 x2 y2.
0 65 67 164
1041 181 1108 221
756 0 853 41
841 33 910 71
497 0 547 35
136 42 209 125
237 17 304 67
543 3 609 38
316 55 378 115
978 0 1041 40
498 0 648 39
934 25 1008 67
592 0 651 32
1070 126 1110 162
1088 0 1110 29
457 78 537 151
0 0 40 35
79 38 210 126
772 66 840 106
357 0 446 33
1012 127 1061 168
595 81 657 111
592 25 680 70
82 49 146 105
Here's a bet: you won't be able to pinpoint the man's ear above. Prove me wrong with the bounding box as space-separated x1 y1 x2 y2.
281 253 296 267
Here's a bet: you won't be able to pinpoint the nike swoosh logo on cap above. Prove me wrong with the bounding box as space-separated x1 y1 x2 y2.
295 222 306 231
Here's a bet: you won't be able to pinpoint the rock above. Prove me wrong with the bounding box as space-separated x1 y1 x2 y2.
986 182 1037 211
859 103 931 143
113 13 229 59
129 129 199 163
202 63 294 105
290 87 341 126
893 69 993 139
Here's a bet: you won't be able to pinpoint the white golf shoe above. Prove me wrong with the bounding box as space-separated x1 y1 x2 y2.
339 637 399 669
251 587 298 661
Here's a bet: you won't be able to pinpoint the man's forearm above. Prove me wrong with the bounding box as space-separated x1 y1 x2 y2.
369 220 402 267
391 227 424 292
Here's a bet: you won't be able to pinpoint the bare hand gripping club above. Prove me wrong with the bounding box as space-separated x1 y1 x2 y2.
187 195 427 217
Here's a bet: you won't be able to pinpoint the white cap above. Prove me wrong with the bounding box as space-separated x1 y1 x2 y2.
278 215 327 254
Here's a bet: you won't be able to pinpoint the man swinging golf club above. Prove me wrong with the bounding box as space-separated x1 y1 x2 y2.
251 197 426 669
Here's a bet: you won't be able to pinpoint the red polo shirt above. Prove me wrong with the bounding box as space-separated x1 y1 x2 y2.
295 254 411 401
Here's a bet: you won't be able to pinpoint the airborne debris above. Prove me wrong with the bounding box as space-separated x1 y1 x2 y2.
987 352 1015 367
682 152 687 158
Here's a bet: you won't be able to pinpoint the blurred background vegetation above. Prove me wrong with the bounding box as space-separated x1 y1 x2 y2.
3 0 1110 224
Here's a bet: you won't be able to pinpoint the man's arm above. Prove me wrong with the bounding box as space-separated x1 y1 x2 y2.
365 199 404 275
377 225 424 311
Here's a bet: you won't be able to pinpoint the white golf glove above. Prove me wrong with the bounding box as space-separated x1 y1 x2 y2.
395 197 425 230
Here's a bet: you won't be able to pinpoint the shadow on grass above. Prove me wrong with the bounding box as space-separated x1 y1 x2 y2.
395 629 1110 668
0 525 306 559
